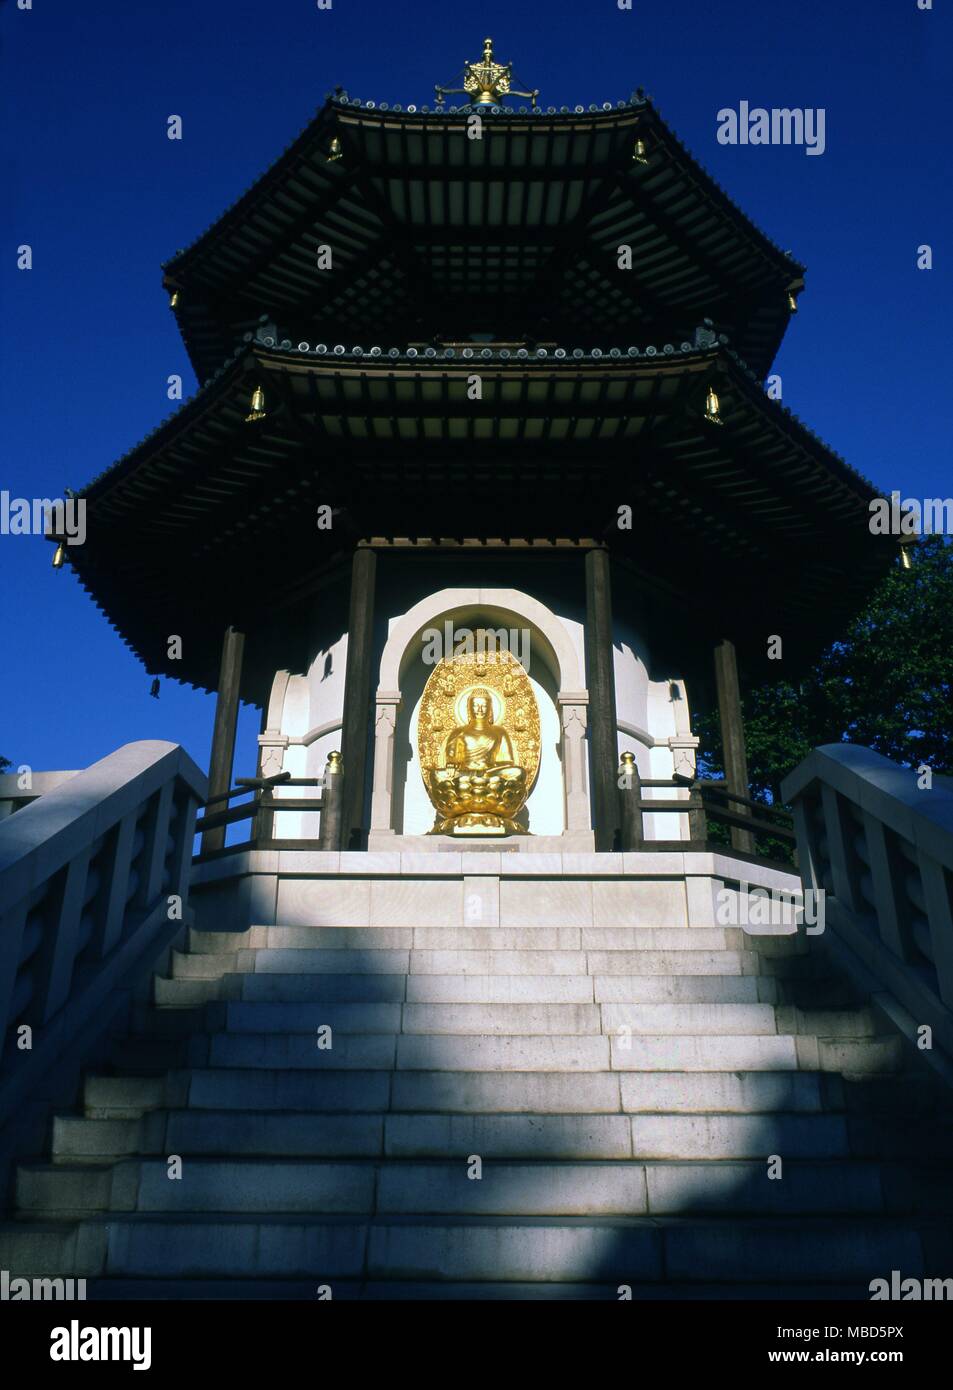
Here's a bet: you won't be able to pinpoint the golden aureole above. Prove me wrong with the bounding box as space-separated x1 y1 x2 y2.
418 649 540 835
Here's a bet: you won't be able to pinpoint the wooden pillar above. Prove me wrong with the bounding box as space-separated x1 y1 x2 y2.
585 547 620 852
713 637 754 855
202 625 245 854
340 546 377 850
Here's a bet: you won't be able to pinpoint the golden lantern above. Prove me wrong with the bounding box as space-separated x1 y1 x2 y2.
245 385 267 422
704 385 723 425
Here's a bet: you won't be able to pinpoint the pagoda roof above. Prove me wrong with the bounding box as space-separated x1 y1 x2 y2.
67 337 890 696
163 95 805 384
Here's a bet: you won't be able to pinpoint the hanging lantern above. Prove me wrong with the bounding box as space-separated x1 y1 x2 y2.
327 136 343 163
245 385 267 422
632 138 648 165
787 290 798 313
899 537 917 570
169 290 180 308
704 385 723 425
51 542 66 569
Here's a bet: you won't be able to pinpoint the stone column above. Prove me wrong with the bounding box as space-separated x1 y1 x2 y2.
713 637 754 854
339 546 377 850
558 694 590 833
202 624 245 854
585 547 620 852
369 691 401 833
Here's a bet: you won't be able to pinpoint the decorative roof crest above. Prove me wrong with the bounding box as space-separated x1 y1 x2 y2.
436 37 538 108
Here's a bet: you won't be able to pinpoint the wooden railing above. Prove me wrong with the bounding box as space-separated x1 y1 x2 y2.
194 753 343 859
618 759 796 863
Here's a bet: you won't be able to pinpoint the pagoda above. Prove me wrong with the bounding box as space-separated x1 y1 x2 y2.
59 39 894 856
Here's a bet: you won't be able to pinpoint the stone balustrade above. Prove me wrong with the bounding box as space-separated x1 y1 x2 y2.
0 742 207 1144
782 743 953 1067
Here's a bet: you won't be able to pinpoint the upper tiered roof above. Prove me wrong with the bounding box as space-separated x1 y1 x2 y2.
163 81 805 384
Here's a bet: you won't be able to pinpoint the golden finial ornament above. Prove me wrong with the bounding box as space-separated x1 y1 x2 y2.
704 385 724 425
245 385 267 422
436 37 539 108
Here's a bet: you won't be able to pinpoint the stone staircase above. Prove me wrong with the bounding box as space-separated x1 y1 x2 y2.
3 884 953 1299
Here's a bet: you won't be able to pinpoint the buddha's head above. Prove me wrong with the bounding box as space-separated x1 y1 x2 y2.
467 688 494 724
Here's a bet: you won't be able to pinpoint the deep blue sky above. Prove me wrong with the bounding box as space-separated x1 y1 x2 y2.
2 0 950 779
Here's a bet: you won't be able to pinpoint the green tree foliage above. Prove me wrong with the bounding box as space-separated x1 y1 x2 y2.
697 535 953 804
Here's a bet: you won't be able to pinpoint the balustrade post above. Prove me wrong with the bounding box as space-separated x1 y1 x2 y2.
318 752 344 851
617 752 643 851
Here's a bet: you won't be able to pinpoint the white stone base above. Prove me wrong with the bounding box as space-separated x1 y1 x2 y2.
190 848 802 936
367 831 596 854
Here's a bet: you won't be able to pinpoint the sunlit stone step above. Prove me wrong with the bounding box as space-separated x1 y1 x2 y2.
631 1111 849 1159
600 1002 779 1036
609 1034 799 1071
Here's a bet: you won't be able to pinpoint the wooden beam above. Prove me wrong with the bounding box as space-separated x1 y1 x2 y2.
585 547 621 852
713 637 755 854
339 547 377 849
202 625 245 854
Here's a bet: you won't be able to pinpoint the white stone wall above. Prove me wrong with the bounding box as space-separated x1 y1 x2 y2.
260 575 696 845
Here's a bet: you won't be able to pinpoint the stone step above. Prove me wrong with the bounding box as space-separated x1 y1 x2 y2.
629 1112 849 1159
83 1074 179 1119
222 1001 405 1035
593 975 775 1004
213 1000 789 1037
846 1114 953 1159
159 972 784 1007
55 1106 850 1162
600 1002 779 1036
608 1034 901 1074
0 1213 928 1283
197 1028 896 1074
54 1110 387 1161
82 1067 836 1118
19 1157 906 1218
222 1000 602 1036
187 947 767 978
382 1112 848 1160
76 1277 873 1300
205 926 738 953
206 1032 398 1070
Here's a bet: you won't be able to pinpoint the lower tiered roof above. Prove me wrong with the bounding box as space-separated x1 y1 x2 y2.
67 333 893 694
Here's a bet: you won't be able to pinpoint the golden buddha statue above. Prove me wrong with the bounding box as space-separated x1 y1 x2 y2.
418 649 540 836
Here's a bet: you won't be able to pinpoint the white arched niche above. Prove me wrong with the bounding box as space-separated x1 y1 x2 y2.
368 588 591 844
